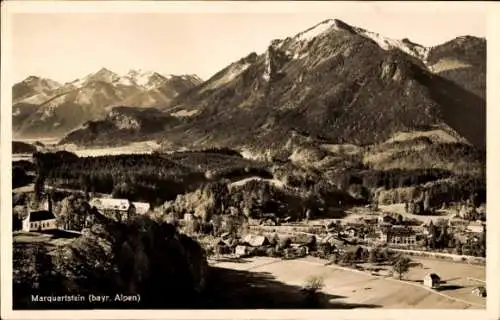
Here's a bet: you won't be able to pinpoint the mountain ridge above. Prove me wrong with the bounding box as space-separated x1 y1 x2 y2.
12 69 203 138
16 18 485 156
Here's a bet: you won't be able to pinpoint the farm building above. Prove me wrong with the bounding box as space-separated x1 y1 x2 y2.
471 286 486 297
22 210 57 232
424 273 441 289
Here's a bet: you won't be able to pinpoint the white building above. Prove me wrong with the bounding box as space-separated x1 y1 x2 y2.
22 210 57 232
89 197 150 221
467 222 485 234
424 273 441 289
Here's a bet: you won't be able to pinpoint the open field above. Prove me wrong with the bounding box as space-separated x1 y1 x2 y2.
211 256 485 309
61 140 161 157
404 257 486 306
317 204 456 225
12 139 161 159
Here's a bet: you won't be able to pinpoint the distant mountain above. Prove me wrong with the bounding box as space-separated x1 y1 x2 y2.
427 36 486 98
58 106 182 147
61 19 486 156
12 69 202 138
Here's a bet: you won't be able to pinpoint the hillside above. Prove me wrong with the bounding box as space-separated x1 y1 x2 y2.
12 69 202 139
58 106 182 147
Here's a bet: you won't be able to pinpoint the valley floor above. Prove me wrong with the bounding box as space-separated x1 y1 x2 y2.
208 256 485 309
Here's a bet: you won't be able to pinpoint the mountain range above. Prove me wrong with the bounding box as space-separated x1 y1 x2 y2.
14 18 486 159
12 69 202 138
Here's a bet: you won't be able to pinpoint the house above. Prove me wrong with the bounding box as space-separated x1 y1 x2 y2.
89 198 150 221
448 217 468 229
321 234 346 252
235 245 250 257
424 273 441 289
471 286 487 297
22 210 57 232
243 234 270 247
378 214 395 225
290 243 308 257
345 227 357 238
363 217 378 225
382 226 417 246
363 230 380 243
133 202 151 215
213 239 231 255
467 222 485 234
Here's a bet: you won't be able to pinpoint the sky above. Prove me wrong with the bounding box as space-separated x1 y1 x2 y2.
10 3 487 84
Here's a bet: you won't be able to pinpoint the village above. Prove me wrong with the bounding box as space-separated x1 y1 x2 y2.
14 186 487 307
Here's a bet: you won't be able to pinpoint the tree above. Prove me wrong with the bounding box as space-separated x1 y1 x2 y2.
34 175 45 203
423 191 430 213
396 214 404 225
368 247 379 263
392 256 411 280
305 208 312 222
210 215 222 236
302 275 324 308
306 235 317 252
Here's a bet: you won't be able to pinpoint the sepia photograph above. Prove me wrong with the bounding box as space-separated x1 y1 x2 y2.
1 1 499 319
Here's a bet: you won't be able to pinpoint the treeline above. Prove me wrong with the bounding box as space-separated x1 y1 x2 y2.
426 175 486 207
13 215 208 309
333 167 485 207
179 147 243 158
34 151 271 206
13 160 36 172
12 167 33 189
13 160 37 189
35 152 201 205
12 141 37 154
165 151 268 177
355 168 455 190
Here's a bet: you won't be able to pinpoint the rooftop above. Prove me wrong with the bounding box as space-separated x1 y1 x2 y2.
27 210 55 222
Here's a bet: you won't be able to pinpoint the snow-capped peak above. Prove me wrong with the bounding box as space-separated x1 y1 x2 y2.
294 19 341 42
352 26 430 62
118 69 168 89
20 76 62 92
284 18 430 63
82 67 121 84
